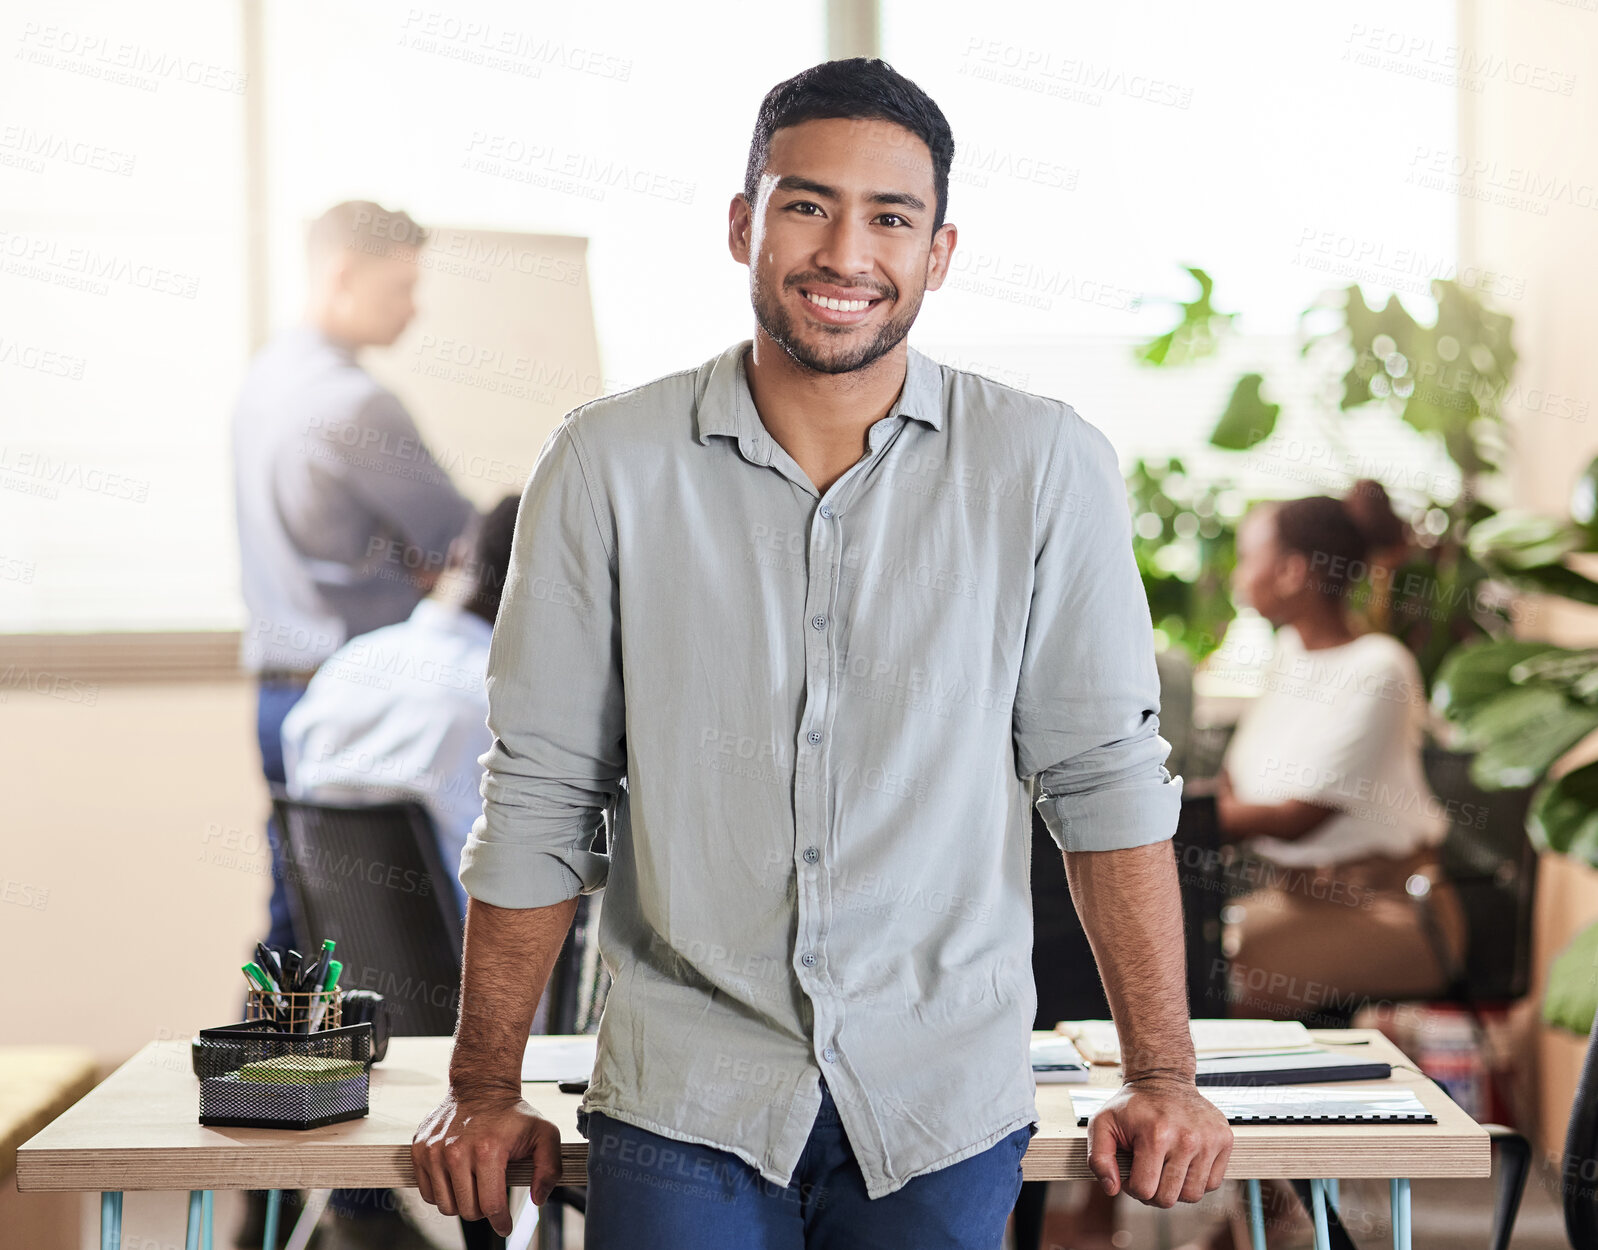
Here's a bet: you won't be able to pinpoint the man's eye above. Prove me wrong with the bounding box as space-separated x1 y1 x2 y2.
878 214 908 228
787 202 822 215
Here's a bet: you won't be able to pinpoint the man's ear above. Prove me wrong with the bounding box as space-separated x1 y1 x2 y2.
728 193 753 265
923 222 958 293
328 250 360 295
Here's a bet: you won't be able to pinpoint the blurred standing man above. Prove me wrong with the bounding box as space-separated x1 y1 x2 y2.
233 199 475 949
231 201 474 1250
415 61 1230 1250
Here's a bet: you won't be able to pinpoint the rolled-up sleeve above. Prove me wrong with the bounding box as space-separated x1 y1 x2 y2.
459 420 623 908
1013 407 1182 854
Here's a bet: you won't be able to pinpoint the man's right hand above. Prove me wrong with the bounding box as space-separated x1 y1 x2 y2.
412 1089 563 1236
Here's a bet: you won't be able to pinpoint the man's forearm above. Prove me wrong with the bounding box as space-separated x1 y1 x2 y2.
1063 840 1195 1082
449 894 579 1097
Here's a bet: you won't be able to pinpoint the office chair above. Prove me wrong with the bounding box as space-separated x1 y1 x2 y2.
273 798 602 1250
1276 745 1537 1250
273 797 464 1036
1415 744 1538 1005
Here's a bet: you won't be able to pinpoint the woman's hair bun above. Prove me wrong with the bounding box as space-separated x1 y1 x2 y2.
1342 478 1406 553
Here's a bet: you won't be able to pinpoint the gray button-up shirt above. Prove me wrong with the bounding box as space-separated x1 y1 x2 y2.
461 339 1181 1199
232 326 475 673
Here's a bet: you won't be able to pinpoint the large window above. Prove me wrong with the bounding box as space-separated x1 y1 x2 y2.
1 0 824 633
0 2 247 630
1 2 1461 633
882 1 1461 492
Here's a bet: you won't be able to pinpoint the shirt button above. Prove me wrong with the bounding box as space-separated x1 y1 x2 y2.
811 614 827 630
823 1046 838 1063
807 730 822 745
819 504 833 519
801 952 818 967
802 846 820 864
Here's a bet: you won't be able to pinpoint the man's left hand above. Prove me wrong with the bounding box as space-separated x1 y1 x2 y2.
1086 1075 1233 1207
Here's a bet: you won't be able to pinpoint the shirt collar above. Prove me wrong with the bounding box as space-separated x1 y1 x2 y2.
694 339 945 450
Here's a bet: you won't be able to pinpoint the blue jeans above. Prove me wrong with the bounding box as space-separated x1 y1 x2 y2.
255 678 305 953
579 1077 1035 1249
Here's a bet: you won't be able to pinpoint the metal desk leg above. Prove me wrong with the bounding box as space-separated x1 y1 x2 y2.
203 1190 215 1250
285 1188 331 1250
1291 1179 1358 1249
1310 1179 1331 1250
1246 1178 1266 1250
1390 1177 1412 1250
1327 1178 1340 1211
263 1189 283 1250
187 1190 203 1250
101 1191 123 1250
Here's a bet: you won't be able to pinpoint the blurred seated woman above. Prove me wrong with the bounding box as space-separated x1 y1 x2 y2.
1212 480 1464 1025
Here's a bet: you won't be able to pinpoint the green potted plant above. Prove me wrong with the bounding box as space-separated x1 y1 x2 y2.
1130 268 1518 686
1431 460 1598 1032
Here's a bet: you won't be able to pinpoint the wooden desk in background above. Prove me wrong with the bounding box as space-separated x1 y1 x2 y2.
18 1029 1487 1250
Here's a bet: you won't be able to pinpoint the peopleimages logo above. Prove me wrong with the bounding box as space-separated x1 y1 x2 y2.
841 652 1012 715
1258 757 1489 830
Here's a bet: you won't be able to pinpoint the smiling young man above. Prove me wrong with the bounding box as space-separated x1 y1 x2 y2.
412 59 1231 1249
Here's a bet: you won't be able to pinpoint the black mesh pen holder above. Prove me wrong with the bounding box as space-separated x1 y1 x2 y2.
196 1019 373 1129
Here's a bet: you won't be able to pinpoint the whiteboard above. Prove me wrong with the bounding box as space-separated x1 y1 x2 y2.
364 227 603 508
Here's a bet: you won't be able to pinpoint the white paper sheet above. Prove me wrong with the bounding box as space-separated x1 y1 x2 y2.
520 1036 598 1083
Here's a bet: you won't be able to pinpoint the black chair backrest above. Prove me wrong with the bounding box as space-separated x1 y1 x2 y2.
1420 745 1537 1002
272 798 464 1037
1173 794 1228 1018
1565 1007 1598 1248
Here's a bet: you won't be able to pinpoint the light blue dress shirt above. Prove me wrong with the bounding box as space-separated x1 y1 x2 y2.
281 597 494 917
231 326 475 673
462 339 1181 1198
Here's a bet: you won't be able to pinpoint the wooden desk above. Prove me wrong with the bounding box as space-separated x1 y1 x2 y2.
0 1046 98 1250
18 1030 1488 1249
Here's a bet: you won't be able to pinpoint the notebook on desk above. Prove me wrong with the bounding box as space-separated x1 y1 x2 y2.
1031 1036 1091 1084
1195 1049 1391 1087
1058 1019 1318 1066
1069 1084 1436 1126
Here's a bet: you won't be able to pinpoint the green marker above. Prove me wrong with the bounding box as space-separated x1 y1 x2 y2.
243 963 286 1021
307 959 344 1033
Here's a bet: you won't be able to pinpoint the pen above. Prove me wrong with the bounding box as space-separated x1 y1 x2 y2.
243 963 286 1022
301 938 334 996
257 943 287 994
307 959 344 1033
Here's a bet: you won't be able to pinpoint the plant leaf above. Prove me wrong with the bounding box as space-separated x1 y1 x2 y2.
1134 267 1237 368
1462 686 1598 789
1530 762 1598 862
1467 510 1586 569
1572 452 1598 535
1542 915 1598 1034
1432 640 1567 722
1209 374 1280 450
1495 565 1598 608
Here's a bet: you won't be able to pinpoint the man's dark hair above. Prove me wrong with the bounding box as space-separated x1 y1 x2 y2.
464 495 520 625
743 58 955 234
